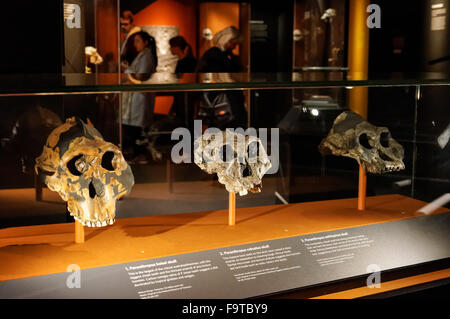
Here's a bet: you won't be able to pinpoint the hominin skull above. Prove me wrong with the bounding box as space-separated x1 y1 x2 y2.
194 130 272 195
35 117 134 227
318 111 405 174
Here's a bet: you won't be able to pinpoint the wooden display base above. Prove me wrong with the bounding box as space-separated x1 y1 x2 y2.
0 194 448 298
228 192 236 226
73 189 238 244
358 164 367 211
74 220 84 244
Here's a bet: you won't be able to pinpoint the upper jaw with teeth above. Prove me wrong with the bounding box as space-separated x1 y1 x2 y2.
380 162 405 173
74 216 115 227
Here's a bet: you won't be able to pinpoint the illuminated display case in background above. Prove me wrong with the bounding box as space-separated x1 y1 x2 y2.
0 0 448 300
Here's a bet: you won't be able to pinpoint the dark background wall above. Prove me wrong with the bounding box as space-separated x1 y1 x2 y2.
1 0 449 75
421 0 450 73
368 0 450 74
368 0 422 74
250 0 294 72
0 1 63 74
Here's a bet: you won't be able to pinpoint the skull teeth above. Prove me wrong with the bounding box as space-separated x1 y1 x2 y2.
73 218 115 227
382 163 405 173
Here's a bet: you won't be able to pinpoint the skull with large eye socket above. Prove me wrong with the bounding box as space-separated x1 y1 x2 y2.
35 117 134 227
318 111 405 174
194 130 272 195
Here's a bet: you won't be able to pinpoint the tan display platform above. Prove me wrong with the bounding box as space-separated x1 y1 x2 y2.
0 194 448 298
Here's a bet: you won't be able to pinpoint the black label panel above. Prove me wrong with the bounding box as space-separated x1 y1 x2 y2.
1 213 449 298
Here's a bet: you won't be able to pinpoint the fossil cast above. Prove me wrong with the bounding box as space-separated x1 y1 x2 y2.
35 117 134 227
194 130 272 195
318 111 405 174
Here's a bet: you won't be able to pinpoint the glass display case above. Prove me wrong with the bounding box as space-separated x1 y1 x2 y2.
0 73 449 299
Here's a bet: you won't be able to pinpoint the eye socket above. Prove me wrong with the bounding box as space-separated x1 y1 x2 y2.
101 151 115 171
380 132 390 148
88 181 96 199
247 141 259 160
67 154 83 176
241 163 252 177
358 133 373 149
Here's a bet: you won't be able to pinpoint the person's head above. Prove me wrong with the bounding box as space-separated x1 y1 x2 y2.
120 10 134 33
224 37 239 51
213 26 241 52
134 31 158 68
133 31 152 52
169 36 192 59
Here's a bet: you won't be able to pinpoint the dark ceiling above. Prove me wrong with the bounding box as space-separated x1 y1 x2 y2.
120 0 157 15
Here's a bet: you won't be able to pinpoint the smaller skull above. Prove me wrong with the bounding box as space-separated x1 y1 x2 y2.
35 117 134 227
318 111 405 174
194 130 272 195
202 28 213 41
85 46 103 65
321 8 336 21
293 29 303 42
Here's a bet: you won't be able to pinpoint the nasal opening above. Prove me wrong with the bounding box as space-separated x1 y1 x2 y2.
89 181 96 199
378 150 393 162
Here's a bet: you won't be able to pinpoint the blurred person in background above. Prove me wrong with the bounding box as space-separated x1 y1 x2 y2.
168 35 197 127
196 26 247 129
169 36 197 73
122 31 158 164
120 10 141 72
196 26 241 73
141 36 198 162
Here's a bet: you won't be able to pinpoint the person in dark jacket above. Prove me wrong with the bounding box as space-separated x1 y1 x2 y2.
196 26 247 129
196 26 241 73
167 36 197 127
169 36 197 73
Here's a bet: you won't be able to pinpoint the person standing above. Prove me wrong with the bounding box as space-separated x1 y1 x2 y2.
122 31 158 164
196 26 247 129
167 36 197 128
169 36 197 73
196 26 241 73
120 10 141 71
